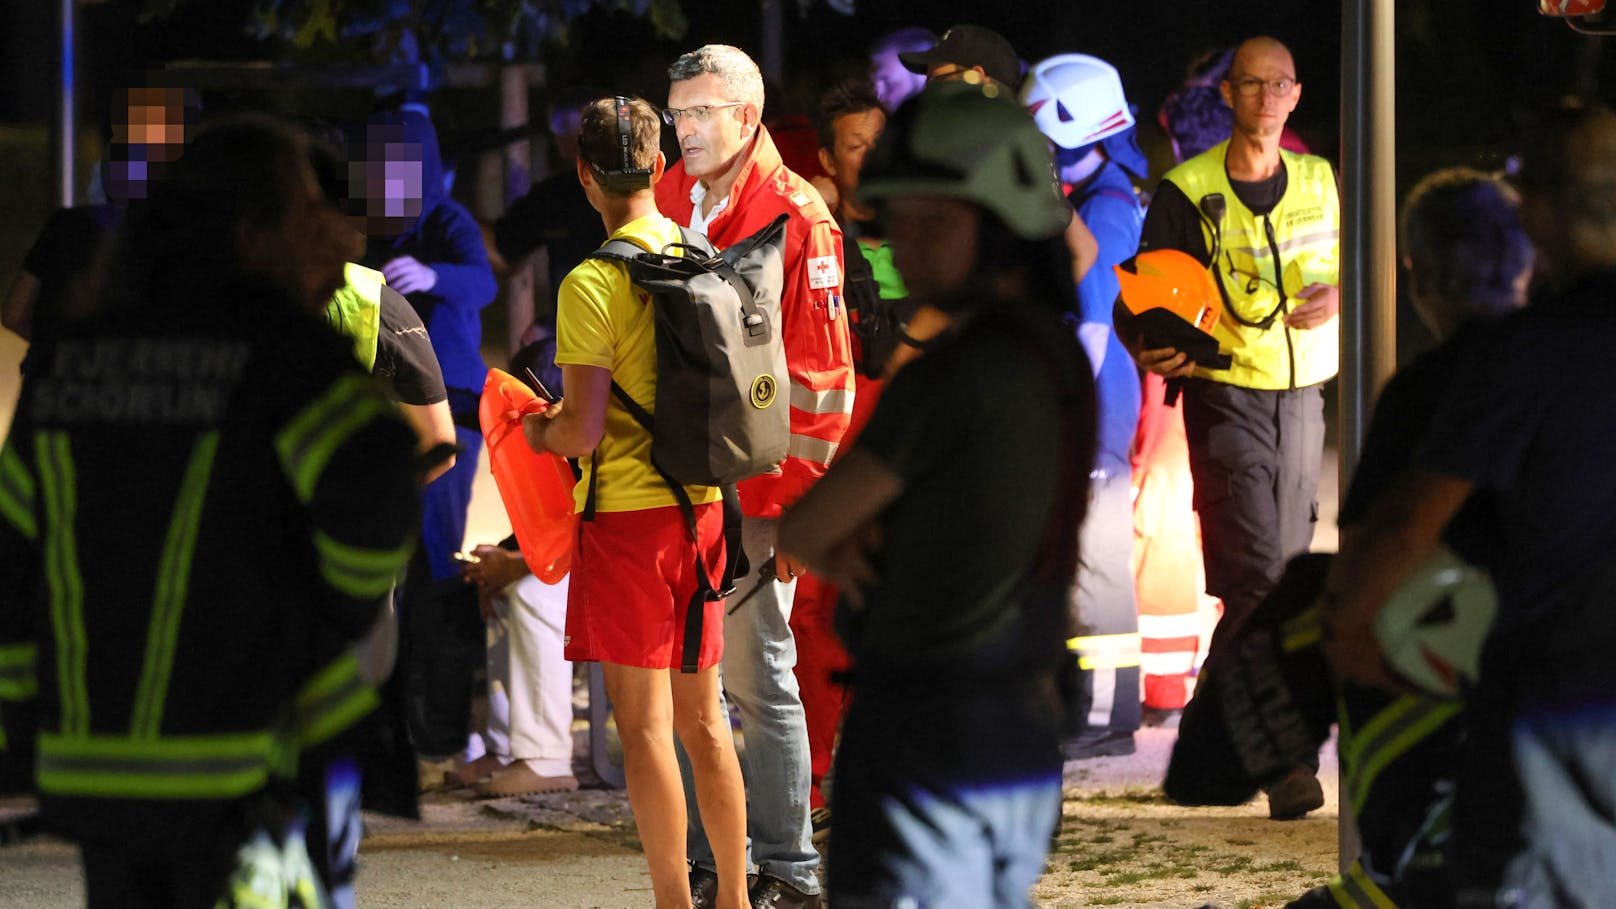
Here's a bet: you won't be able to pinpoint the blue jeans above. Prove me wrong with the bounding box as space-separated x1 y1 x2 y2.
828 685 1063 908
681 515 819 893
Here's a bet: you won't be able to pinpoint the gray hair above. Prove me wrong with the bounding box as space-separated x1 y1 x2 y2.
1400 167 1532 337
668 45 765 115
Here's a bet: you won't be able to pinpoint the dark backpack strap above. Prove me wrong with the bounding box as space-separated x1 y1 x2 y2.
607 380 743 673
673 225 717 257
718 484 747 598
673 226 765 341
577 239 648 527
588 238 649 263
583 451 600 522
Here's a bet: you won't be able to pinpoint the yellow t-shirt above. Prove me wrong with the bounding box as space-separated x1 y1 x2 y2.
554 213 723 513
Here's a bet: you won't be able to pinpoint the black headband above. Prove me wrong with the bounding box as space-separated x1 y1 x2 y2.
602 95 653 192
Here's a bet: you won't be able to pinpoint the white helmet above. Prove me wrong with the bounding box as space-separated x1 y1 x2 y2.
1020 53 1134 150
1372 546 1497 698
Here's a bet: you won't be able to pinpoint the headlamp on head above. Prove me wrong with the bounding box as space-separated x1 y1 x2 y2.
601 95 653 193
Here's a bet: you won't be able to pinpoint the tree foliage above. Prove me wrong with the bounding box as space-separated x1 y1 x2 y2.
139 0 690 65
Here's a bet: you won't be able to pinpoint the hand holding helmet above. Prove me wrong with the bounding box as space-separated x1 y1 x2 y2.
1113 248 1232 373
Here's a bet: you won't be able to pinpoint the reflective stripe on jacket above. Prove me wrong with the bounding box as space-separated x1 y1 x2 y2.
0 322 416 810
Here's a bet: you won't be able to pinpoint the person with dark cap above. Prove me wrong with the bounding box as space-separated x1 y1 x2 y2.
900 24 1024 92
780 80 1093 909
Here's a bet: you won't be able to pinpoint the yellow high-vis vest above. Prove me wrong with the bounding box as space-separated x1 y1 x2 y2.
323 263 384 372
1161 141 1341 390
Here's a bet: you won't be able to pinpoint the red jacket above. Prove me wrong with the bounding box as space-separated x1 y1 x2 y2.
657 126 854 517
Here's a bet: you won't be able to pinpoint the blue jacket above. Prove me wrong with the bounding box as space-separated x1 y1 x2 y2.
357 111 497 400
1071 159 1144 474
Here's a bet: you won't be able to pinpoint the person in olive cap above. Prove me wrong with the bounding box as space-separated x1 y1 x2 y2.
780 81 1095 908
900 24 1024 91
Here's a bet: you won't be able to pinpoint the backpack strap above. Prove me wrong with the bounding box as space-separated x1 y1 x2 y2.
588 237 649 263
580 234 647 525
672 226 769 342
585 379 747 673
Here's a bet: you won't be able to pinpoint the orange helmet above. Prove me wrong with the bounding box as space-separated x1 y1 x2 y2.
1114 249 1222 333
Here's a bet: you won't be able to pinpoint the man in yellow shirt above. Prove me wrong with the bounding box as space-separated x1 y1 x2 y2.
522 96 749 909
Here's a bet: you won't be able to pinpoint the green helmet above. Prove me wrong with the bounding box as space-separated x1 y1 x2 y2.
859 80 1071 241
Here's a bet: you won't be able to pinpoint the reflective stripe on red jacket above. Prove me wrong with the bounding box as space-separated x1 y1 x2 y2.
657 125 854 517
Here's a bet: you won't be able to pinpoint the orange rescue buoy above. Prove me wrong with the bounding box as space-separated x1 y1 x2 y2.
479 368 576 583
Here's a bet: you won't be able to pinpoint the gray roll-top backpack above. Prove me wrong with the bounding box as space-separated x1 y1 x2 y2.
585 212 791 671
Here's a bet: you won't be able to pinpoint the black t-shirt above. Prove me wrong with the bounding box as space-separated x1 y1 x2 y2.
1418 271 1616 637
18 205 120 362
842 301 1092 684
1337 324 1499 568
492 173 603 295
1139 165 1289 263
374 285 447 406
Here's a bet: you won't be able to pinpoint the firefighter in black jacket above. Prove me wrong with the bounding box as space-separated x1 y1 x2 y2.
0 115 421 909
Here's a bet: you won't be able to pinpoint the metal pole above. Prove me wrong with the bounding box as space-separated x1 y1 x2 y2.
1338 0 1398 872
1338 0 1398 491
57 0 76 208
760 0 784 88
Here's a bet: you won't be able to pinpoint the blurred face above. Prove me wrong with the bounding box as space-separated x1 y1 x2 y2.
107 87 189 201
667 73 756 181
885 195 979 300
114 87 188 157
1220 43 1301 140
870 50 926 112
351 122 427 235
820 108 886 212
242 156 362 311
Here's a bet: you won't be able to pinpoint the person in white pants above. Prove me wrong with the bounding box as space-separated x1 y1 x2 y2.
449 543 580 796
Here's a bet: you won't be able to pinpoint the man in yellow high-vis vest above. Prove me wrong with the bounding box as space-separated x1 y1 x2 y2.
1126 36 1340 821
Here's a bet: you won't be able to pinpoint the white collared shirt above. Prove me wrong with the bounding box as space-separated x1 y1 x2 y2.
688 179 730 235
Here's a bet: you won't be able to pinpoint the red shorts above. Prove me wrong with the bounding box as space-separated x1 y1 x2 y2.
565 502 727 670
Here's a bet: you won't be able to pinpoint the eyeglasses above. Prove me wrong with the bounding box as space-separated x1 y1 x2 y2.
1230 77 1297 98
661 102 746 126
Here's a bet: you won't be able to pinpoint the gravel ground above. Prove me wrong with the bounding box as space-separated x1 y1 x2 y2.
0 726 1340 908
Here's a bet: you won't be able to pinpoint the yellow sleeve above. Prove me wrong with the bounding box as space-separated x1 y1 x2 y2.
554 261 619 371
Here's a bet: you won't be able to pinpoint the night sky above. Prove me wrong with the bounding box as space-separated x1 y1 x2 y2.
0 1 1611 383
3 0 1610 159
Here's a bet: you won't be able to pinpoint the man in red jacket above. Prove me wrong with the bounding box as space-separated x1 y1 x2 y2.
656 43 853 909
